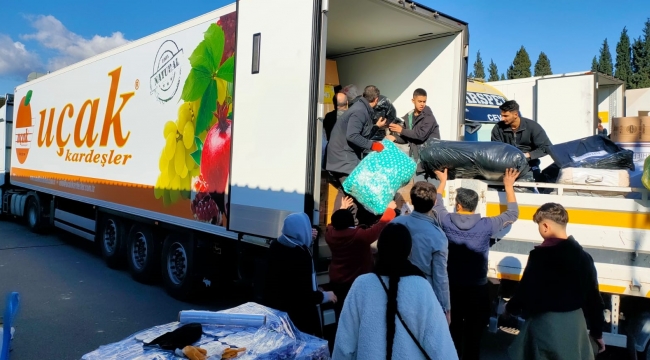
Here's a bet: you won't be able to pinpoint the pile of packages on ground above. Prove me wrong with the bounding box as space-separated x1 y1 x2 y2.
82 303 329 360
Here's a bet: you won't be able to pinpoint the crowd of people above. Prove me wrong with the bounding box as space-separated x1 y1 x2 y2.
261 86 607 360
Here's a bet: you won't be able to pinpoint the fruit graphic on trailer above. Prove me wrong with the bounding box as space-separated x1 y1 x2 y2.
200 101 231 194
15 90 34 164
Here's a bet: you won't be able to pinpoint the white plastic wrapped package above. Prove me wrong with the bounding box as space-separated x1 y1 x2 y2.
81 302 329 360
555 167 630 197
178 310 266 327
343 139 417 214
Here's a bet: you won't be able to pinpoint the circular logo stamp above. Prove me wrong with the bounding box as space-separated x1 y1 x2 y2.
150 40 183 102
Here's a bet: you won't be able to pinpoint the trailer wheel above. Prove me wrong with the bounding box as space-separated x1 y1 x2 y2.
26 196 43 233
161 235 198 301
126 224 159 283
100 217 127 269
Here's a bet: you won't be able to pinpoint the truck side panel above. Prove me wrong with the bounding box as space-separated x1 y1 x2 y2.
10 5 238 239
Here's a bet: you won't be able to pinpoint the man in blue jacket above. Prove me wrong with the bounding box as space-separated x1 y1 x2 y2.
433 168 520 360
326 85 387 225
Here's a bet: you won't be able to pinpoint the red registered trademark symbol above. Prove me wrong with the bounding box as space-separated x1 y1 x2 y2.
135 79 140 90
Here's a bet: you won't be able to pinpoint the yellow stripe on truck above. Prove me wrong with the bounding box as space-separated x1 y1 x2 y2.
487 204 650 230
495 273 626 294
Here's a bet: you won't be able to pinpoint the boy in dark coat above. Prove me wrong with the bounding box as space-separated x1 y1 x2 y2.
505 203 606 360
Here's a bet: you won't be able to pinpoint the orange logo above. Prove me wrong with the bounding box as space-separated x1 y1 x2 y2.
15 90 34 164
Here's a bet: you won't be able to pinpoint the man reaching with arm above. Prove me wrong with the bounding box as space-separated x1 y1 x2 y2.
433 168 520 360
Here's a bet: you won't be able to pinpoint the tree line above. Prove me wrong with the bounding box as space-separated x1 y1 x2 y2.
592 19 650 89
469 18 650 89
469 47 553 82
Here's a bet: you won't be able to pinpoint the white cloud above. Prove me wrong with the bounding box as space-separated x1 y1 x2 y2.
0 34 41 79
22 15 130 71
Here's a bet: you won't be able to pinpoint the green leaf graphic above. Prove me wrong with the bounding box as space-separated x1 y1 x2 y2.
216 56 235 83
25 90 33 106
181 66 212 102
189 41 216 72
191 149 202 166
204 24 225 70
190 137 204 166
196 81 217 137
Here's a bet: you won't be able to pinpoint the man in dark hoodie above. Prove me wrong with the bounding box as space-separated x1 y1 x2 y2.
504 203 606 359
326 85 387 225
433 168 520 360
387 88 440 179
491 100 552 182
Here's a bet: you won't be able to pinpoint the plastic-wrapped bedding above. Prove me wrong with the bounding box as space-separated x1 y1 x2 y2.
547 135 635 170
81 302 329 360
343 139 417 215
419 139 529 180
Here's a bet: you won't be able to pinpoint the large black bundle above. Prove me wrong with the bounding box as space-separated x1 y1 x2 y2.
547 135 634 171
369 95 399 141
419 139 530 180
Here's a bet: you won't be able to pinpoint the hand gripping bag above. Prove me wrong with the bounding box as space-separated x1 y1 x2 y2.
419 139 529 180
343 139 416 214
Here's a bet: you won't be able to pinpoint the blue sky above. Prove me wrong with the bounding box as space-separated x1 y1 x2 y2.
1 0 649 94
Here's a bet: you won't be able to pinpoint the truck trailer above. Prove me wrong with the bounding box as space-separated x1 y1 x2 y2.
0 0 469 304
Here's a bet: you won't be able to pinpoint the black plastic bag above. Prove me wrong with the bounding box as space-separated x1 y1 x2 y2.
144 323 202 350
546 135 635 171
419 139 530 180
370 95 398 141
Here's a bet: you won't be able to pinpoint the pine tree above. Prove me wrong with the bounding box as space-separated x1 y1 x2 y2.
633 19 650 89
598 38 614 76
473 50 486 79
592 56 599 72
500 73 506 80
488 59 499 81
468 72 474 78
534 52 553 76
507 46 532 79
615 27 632 84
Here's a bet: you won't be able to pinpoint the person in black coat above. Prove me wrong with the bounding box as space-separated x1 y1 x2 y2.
491 100 552 182
387 88 441 178
263 213 337 337
325 85 388 226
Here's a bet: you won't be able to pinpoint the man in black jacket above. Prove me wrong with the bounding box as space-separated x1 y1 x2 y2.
491 100 552 182
326 85 387 225
387 88 440 179
323 92 349 142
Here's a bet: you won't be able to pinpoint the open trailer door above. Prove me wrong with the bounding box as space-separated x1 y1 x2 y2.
228 0 323 238
535 73 596 146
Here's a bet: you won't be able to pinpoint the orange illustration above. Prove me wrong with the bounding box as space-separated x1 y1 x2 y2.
15 90 33 164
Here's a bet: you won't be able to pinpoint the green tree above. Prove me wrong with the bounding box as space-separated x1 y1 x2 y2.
534 52 553 76
615 27 632 84
598 38 614 76
591 56 599 72
468 72 474 78
473 50 486 79
488 59 499 81
500 73 506 80
632 19 650 89
507 46 532 79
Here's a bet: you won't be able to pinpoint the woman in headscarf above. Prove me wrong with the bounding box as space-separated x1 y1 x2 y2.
263 213 337 337
332 223 457 360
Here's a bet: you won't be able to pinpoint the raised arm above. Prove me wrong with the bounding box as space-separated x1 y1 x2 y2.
489 168 520 234
433 169 450 221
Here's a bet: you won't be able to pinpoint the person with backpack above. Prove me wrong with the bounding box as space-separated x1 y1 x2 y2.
332 223 457 360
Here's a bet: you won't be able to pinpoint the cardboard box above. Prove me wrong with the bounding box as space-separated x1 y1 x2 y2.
324 84 335 105
640 111 650 117
325 59 339 86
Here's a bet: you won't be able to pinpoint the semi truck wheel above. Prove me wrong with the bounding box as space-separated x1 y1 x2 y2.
161 235 198 301
26 196 43 233
100 217 127 269
126 224 159 283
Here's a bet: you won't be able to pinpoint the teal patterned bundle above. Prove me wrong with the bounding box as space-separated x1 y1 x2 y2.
343 139 417 215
